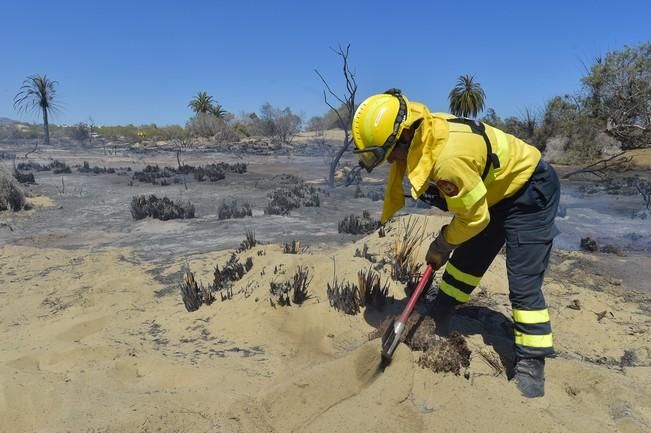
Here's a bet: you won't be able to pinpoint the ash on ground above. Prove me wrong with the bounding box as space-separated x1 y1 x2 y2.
369 312 472 375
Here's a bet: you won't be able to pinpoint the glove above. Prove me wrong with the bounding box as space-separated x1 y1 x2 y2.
425 226 457 270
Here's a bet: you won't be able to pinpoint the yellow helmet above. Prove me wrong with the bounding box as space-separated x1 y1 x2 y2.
352 89 409 172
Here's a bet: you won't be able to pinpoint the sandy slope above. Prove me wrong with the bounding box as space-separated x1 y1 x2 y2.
1 214 650 433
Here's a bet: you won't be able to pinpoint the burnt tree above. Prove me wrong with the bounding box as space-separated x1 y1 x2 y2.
315 43 358 188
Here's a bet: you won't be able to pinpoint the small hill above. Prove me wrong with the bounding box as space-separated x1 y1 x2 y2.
0 117 17 125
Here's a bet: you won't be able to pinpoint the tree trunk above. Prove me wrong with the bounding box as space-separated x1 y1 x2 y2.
25 109 47 158
328 135 352 188
43 109 50 146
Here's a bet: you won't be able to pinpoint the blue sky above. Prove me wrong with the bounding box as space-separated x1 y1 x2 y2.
1 0 649 126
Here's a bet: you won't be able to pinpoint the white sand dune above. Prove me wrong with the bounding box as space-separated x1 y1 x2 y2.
1 214 650 433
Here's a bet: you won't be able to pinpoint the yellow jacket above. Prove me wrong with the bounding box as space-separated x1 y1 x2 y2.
381 105 541 245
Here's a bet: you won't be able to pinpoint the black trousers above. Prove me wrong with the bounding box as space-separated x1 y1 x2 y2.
436 160 560 358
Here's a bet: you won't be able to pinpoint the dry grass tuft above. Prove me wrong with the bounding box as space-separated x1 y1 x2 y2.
338 210 380 235
391 216 424 283
327 278 360 315
237 230 257 252
179 268 214 312
354 243 376 263
283 239 307 254
478 348 505 376
357 267 390 311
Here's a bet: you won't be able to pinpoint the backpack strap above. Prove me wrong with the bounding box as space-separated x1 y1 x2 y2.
447 118 501 181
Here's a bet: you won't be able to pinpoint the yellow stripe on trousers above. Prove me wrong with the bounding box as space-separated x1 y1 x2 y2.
512 308 550 324
514 331 553 348
446 262 482 287
439 280 470 303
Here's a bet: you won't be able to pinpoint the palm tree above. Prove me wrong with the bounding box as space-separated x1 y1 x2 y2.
188 91 215 114
448 74 486 118
210 103 227 119
13 74 59 155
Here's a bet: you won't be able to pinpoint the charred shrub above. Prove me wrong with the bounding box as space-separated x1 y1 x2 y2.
269 266 312 307
357 267 390 311
17 160 69 174
237 230 257 252
213 253 245 289
354 185 383 202
130 194 195 220
179 268 214 312
17 161 49 172
132 165 177 185
291 266 311 304
78 161 116 174
354 243 376 263
193 164 225 182
179 254 253 310
216 162 247 174
338 210 380 235
264 184 320 216
218 200 252 220
176 165 194 175
0 175 26 212
212 253 252 295
283 239 306 254
13 169 35 184
50 160 71 174
269 282 291 306
580 236 599 252
327 278 360 315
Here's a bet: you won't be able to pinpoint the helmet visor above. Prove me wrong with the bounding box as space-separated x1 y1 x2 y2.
353 146 388 172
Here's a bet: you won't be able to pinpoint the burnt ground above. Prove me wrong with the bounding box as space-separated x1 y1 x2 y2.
369 313 473 376
0 148 395 268
1 146 650 294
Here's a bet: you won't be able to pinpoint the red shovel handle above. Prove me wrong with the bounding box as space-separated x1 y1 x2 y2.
397 265 434 325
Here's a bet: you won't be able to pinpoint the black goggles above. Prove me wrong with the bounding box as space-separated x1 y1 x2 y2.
353 88 408 173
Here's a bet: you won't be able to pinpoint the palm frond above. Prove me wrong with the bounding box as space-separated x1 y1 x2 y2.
448 74 486 118
13 74 59 115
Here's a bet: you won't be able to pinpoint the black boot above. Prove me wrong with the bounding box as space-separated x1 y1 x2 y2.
428 296 457 336
513 357 545 398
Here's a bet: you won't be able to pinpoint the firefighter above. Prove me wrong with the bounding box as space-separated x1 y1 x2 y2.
351 89 560 398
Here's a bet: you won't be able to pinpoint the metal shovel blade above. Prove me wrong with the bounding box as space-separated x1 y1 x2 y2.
380 320 405 363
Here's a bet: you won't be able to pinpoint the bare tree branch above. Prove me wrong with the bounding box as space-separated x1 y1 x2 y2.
315 43 358 188
563 151 634 178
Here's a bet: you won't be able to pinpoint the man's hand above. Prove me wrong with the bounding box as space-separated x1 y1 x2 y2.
425 226 457 270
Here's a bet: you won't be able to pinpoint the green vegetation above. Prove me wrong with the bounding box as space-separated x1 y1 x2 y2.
188 91 227 118
482 42 650 163
449 74 486 118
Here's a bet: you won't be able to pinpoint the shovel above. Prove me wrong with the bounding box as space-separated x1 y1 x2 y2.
381 264 434 364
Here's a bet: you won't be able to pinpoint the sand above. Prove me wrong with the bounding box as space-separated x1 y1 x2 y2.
1 213 650 433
